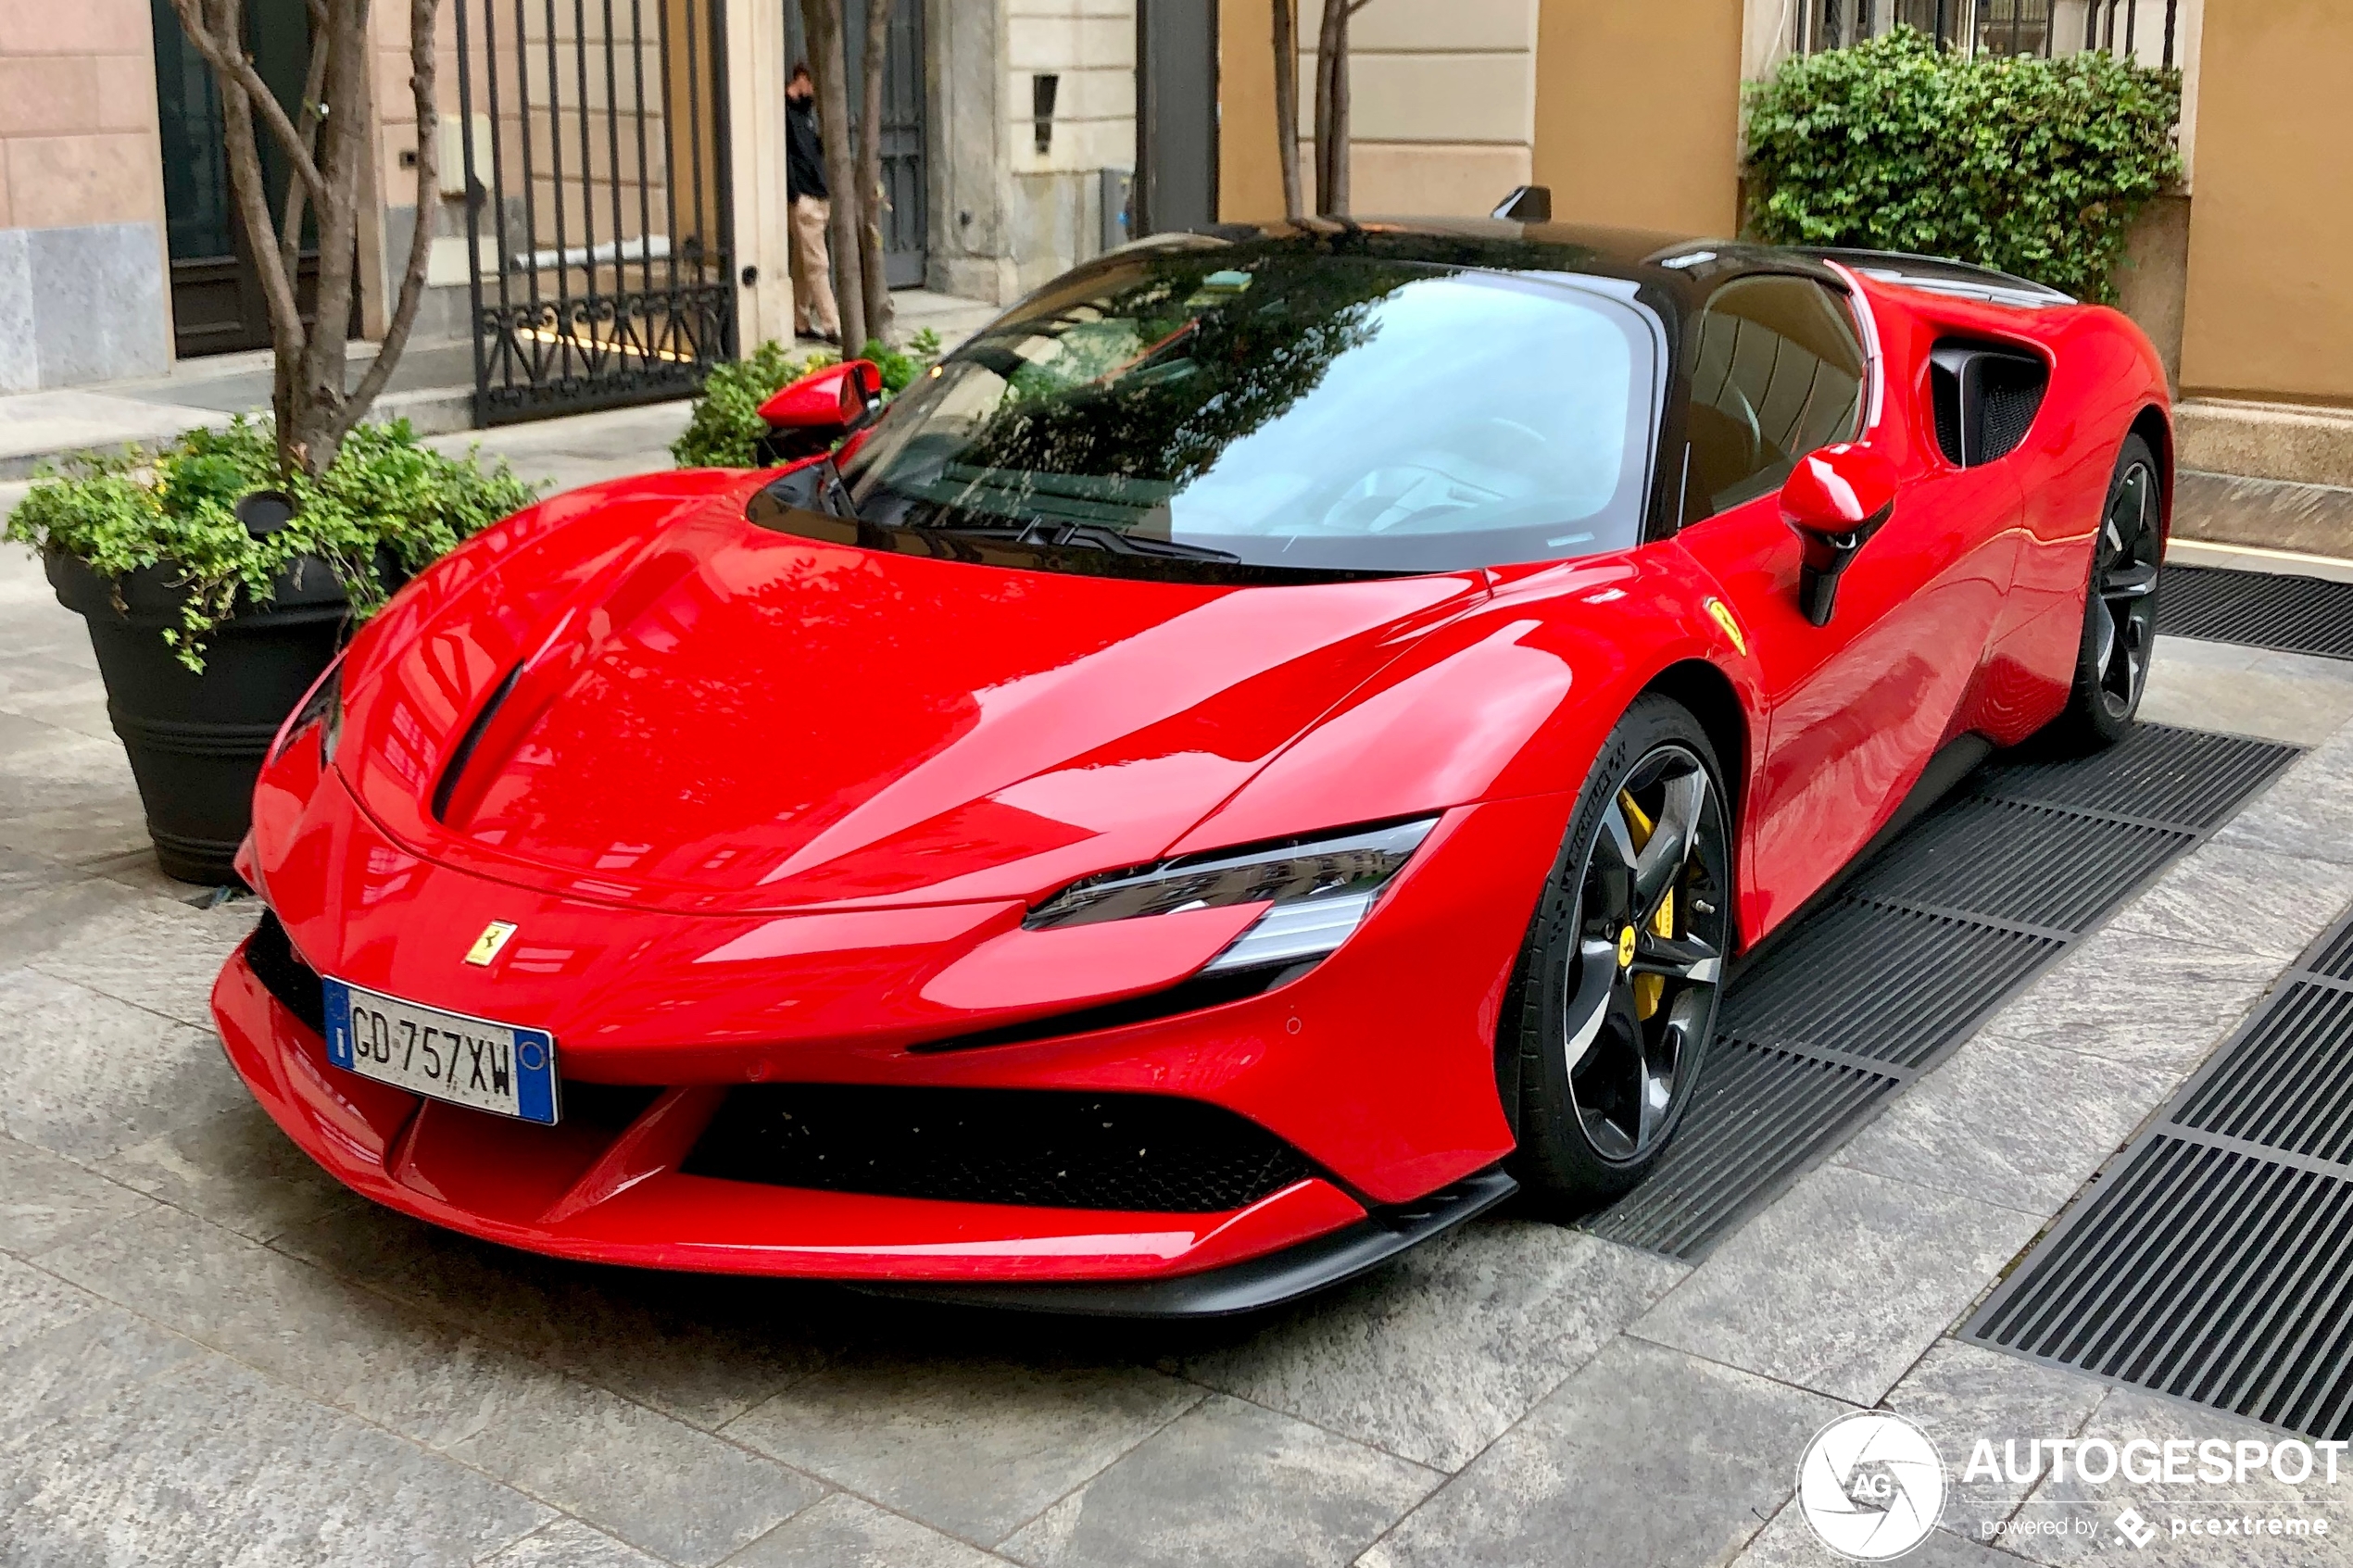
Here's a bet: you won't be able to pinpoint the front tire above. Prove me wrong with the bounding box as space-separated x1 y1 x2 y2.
2046 433 2162 751
1507 695 1732 1208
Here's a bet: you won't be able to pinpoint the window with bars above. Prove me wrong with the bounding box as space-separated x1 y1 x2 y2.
1794 0 2181 68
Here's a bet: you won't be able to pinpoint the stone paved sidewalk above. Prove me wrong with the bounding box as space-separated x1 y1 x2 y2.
3 518 2353 1562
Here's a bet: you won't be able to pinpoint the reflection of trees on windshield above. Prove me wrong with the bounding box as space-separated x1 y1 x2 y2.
960 257 1431 492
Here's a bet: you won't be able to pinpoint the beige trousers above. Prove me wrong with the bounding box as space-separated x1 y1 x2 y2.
790 194 841 340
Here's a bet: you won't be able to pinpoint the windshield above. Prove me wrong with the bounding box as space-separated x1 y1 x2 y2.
838 249 1660 574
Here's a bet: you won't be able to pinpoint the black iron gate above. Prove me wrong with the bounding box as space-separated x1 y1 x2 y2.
454 0 737 425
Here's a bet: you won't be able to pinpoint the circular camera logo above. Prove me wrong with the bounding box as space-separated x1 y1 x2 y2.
1797 1411 1946 1561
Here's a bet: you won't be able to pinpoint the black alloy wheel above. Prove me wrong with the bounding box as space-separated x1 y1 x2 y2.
1509 696 1732 1204
2051 433 2162 749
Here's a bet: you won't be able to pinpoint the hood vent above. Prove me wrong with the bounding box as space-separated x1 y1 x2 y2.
431 662 524 824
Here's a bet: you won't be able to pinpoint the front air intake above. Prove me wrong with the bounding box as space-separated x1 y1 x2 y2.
246 910 326 1035
683 1085 1316 1213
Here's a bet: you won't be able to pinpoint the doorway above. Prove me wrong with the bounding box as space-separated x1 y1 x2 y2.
148 0 327 358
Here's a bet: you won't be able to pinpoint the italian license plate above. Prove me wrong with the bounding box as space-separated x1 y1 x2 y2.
321 979 559 1124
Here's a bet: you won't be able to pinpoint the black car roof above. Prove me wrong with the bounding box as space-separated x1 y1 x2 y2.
1150 218 1846 303
1150 219 2071 310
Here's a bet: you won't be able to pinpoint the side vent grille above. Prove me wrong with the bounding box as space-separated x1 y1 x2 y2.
1927 340 2049 468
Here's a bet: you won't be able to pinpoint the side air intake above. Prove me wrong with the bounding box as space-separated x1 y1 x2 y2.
1928 340 2049 468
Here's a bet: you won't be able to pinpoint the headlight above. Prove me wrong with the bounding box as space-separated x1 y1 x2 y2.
273 659 344 766
1026 817 1438 973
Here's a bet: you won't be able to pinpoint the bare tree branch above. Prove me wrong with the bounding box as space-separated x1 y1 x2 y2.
203 0 306 378
346 0 444 425
275 3 333 299
1273 0 1301 220
167 0 329 201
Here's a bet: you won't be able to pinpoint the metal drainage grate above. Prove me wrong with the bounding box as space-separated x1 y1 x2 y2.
2158 564 2353 661
1968 915 2353 1441
1587 723 2299 1259
682 1084 1315 1213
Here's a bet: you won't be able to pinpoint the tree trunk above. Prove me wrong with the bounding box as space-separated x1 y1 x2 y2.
1313 0 1353 217
802 0 867 357
856 0 895 344
169 0 442 479
1273 0 1302 220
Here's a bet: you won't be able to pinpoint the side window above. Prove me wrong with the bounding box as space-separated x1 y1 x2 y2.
1683 277 1868 521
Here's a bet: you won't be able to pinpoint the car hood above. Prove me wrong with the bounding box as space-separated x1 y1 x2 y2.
336 472 1484 913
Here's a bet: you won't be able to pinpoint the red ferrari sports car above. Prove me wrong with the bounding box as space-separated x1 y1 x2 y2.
216 214 2170 1313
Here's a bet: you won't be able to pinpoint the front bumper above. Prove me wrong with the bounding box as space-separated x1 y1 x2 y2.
214 938 1513 1310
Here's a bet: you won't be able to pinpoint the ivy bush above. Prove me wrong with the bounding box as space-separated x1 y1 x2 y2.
1743 28 2181 303
6 417 537 671
669 328 942 469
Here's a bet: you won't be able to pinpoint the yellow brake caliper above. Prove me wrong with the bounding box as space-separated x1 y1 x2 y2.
1618 790 1675 1021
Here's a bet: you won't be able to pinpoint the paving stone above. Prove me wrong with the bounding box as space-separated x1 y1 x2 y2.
2213 741 2353 865
724 1492 1011 1567
30 895 257 1029
0 1353 552 1568
39 1201 562 1449
0 1251 98 1351
2141 642 2353 747
1000 1393 1439 1568
277 1195 837 1429
1969 926 2281 1076
0 795 157 869
443 1375 828 1567
1361 1336 1843 1568
725 1351 1202 1546
0 863 150 966
0 709 136 822
1633 1164 2045 1406
2000 1386 2349 1567
1733 1505 2024 1567
1835 1036 2181 1218
2108 842 2353 961
42 1202 824 1565
481 1517 676 1568
96 1100 353 1246
0 1298 202 1435
0 658 112 741
0 966 249 1161
1181 1220 1687 1471
0 1129 154 1256
1882 1339 2108 1528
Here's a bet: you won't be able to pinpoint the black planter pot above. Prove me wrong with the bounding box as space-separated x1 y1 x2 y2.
48 550 351 885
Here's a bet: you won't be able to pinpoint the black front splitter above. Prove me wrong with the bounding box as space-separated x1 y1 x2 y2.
853 1166 1517 1319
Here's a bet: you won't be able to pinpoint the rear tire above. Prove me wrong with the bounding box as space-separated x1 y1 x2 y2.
1506 695 1731 1208
2045 433 2162 751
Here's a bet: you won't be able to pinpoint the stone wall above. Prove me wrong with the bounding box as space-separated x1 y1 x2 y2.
0 0 172 390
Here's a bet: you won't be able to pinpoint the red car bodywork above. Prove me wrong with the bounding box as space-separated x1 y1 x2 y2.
215 227 2171 1300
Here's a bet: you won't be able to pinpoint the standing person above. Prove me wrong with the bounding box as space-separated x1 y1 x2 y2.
785 63 841 345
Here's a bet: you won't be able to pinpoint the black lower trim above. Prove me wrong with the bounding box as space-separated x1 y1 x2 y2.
853 1166 1517 1318
245 909 326 1035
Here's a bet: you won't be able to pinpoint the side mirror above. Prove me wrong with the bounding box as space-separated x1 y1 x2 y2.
753 358 885 465
1780 444 1898 626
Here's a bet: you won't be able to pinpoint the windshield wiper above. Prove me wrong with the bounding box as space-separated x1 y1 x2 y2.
922 519 1239 563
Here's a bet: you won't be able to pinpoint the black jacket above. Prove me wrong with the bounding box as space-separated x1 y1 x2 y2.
786 97 828 201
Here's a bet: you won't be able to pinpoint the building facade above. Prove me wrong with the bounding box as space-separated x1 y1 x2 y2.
0 0 1139 410
1215 0 2353 429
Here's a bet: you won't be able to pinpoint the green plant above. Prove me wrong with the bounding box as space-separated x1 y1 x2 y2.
6 417 537 671
668 329 946 470
1743 29 2182 303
